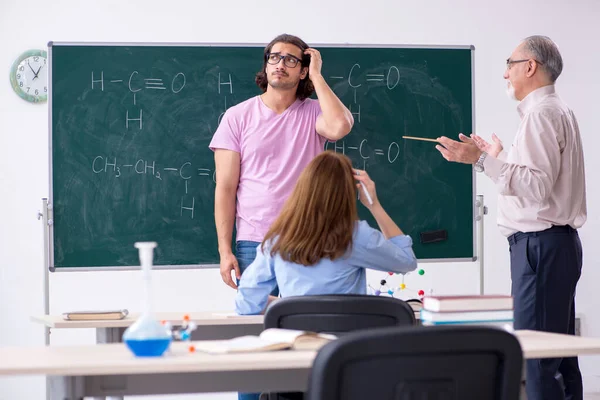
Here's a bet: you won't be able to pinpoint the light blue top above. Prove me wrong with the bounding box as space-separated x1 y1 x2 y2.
235 220 418 315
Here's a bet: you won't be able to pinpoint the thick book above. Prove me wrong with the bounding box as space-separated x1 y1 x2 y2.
420 309 513 324
422 295 513 312
192 328 337 354
62 309 129 321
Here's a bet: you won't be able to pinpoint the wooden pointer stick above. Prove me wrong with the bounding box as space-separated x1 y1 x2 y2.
402 136 439 143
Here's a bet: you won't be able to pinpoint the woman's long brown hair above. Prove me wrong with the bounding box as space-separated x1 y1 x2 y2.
262 151 358 266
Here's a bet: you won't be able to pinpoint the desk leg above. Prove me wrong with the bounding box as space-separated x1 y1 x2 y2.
96 327 125 344
94 327 126 400
48 376 84 400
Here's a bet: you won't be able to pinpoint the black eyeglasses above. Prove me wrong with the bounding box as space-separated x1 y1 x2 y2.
506 58 544 69
266 52 302 68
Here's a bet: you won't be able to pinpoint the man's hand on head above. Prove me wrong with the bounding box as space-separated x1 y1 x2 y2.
304 48 322 79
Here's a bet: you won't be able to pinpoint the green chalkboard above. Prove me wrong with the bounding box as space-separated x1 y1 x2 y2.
49 42 475 269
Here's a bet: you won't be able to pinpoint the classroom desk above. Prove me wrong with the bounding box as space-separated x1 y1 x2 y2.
31 311 422 343
1 330 600 399
32 311 416 400
31 312 265 343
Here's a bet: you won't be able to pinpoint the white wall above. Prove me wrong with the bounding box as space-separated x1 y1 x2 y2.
1 0 599 398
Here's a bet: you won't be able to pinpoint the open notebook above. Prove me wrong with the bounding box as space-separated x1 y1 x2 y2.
192 328 337 354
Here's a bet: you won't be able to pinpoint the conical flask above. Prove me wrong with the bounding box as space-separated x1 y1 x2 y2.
123 242 171 357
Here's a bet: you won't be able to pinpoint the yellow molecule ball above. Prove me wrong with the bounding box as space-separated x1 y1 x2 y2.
399 283 406 290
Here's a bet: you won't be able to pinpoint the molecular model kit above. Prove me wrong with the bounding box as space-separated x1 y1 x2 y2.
368 267 428 302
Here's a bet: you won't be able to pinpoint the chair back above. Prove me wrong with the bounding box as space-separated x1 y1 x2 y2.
264 294 416 334
307 325 523 400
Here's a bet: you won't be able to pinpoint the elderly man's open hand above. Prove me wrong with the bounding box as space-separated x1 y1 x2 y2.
436 133 482 164
471 133 503 158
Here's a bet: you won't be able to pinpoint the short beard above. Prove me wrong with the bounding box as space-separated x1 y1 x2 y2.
506 84 517 101
267 75 299 91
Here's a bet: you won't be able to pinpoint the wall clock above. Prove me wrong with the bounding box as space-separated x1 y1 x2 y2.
9 49 48 103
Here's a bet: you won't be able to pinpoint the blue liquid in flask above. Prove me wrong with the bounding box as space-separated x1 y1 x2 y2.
125 338 171 357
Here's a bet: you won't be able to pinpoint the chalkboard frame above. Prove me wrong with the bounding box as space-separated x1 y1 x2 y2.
47 41 477 271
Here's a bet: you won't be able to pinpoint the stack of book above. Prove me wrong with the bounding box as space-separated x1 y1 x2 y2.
420 295 514 329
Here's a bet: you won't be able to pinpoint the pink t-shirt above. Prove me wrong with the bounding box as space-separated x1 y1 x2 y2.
209 96 325 242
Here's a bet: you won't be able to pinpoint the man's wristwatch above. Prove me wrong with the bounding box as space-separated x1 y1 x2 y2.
474 152 487 173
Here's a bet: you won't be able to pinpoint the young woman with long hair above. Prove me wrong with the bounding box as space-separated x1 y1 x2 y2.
235 151 417 315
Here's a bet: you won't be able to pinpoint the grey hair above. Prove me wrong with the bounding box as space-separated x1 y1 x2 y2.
522 35 563 83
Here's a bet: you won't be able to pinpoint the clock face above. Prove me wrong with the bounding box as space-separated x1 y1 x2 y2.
10 50 48 103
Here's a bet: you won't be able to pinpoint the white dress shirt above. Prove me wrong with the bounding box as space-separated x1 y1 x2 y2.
483 85 587 237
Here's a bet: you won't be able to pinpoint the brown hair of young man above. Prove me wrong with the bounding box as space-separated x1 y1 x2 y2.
255 33 315 100
262 151 358 266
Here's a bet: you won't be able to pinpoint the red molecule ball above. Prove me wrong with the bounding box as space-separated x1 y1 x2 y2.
418 290 425 297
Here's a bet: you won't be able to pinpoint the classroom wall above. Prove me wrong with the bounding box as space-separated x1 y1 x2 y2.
1 0 599 398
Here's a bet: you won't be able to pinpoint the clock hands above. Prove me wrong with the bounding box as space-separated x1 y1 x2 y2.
26 62 43 80
33 66 42 80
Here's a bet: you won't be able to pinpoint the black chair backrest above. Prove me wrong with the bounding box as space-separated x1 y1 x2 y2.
307 325 523 400
264 294 416 335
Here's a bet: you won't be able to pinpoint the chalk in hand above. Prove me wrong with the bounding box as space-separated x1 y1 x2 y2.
359 181 373 205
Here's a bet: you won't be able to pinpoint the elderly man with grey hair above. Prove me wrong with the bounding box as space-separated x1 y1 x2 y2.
436 35 586 400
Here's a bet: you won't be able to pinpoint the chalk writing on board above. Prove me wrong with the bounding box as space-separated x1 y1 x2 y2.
366 73 384 82
92 156 215 182
91 70 187 130
329 63 402 125
326 139 400 170
91 71 186 94
91 156 216 219
348 104 361 123
386 66 400 89
215 68 234 125
126 110 142 129
334 64 400 90
218 73 233 94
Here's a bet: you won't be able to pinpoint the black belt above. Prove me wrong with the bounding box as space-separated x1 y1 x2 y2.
507 225 575 246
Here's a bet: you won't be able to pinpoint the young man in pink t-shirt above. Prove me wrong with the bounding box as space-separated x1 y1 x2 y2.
209 34 353 297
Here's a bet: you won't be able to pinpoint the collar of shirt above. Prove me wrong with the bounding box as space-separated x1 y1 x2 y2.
517 84 556 119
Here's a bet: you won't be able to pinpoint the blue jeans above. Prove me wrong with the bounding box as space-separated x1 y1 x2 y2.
236 241 279 400
236 241 279 297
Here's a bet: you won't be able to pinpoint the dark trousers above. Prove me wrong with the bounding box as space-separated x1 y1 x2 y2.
509 225 583 400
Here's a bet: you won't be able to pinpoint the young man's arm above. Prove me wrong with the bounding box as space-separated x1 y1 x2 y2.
305 48 354 141
214 149 241 289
